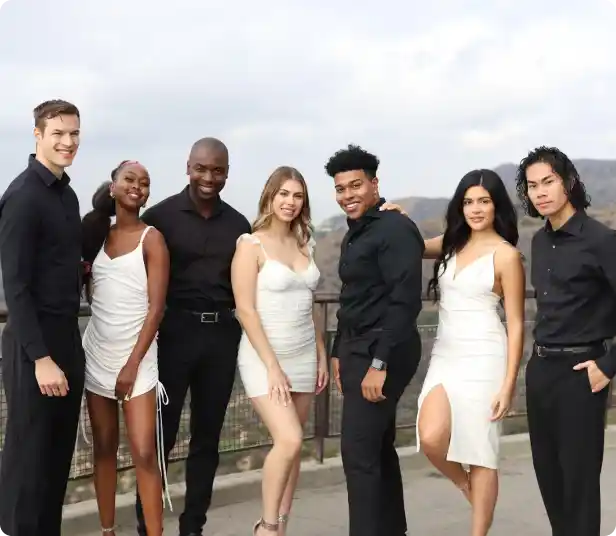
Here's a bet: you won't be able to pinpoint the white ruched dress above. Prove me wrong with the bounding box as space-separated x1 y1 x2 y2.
236 233 320 398
416 250 508 470
81 226 172 508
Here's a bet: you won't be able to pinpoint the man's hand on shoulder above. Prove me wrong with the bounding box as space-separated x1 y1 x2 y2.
35 356 69 397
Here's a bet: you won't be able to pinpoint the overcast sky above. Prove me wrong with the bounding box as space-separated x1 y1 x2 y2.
0 0 615 224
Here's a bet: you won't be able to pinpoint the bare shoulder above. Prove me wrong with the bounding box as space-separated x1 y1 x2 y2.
494 241 525 275
143 226 166 247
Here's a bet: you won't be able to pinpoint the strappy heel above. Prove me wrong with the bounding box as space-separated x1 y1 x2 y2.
278 513 289 525
253 518 279 534
101 526 116 534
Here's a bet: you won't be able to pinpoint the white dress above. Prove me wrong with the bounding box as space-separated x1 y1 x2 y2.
416 250 508 470
81 226 172 508
236 233 320 398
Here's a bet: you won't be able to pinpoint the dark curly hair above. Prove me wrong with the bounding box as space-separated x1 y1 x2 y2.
427 169 519 301
324 144 379 179
81 161 132 266
515 146 591 218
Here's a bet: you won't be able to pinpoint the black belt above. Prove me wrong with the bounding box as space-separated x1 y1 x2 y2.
167 307 236 324
534 341 609 359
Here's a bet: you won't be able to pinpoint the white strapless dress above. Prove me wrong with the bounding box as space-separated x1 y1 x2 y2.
236 233 320 398
416 250 508 469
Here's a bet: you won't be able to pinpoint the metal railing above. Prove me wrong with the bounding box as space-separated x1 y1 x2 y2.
0 291 612 481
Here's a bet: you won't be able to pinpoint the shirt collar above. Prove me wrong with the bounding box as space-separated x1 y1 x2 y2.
28 154 71 188
178 185 225 217
544 209 587 237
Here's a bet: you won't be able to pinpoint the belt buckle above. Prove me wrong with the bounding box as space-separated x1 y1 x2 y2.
535 344 545 358
200 312 218 323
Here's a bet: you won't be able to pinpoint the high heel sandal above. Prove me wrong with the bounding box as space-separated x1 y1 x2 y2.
101 527 116 534
253 518 279 534
278 513 289 525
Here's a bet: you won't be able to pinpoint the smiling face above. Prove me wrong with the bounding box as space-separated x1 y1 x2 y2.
187 144 229 201
110 162 150 212
271 178 305 223
34 114 80 174
525 161 570 218
334 170 379 219
462 185 495 232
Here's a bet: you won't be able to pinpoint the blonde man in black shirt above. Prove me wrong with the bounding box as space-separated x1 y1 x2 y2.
516 146 616 536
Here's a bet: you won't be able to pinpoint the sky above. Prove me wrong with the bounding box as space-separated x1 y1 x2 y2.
0 0 615 224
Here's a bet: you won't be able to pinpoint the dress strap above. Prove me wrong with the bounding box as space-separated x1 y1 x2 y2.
237 233 269 259
139 226 152 246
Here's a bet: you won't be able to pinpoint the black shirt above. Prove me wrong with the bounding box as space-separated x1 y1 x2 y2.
531 210 616 375
0 155 83 361
331 199 425 363
141 186 251 310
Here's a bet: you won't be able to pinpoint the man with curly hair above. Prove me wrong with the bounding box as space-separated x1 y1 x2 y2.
516 146 616 536
325 144 424 536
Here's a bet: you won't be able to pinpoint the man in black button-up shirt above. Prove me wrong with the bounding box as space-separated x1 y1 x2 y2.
0 100 85 536
516 146 616 536
134 138 251 536
326 145 424 536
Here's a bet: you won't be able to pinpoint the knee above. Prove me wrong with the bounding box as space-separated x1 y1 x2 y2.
132 444 159 472
93 431 119 459
419 424 447 455
274 430 302 460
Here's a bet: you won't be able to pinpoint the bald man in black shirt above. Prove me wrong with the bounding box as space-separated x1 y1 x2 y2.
135 138 251 536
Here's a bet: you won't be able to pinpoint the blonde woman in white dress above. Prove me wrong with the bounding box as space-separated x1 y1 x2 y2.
231 166 328 536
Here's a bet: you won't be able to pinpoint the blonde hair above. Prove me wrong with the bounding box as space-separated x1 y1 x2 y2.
252 166 313 248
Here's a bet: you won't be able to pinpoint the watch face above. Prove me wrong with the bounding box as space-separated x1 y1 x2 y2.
371 358 385 370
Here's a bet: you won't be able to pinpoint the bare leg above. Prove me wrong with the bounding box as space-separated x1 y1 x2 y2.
123 389 163 536
469 465 498 536
87 392 120 535
277 392 314 536
251 395 303 535
417 385 471 502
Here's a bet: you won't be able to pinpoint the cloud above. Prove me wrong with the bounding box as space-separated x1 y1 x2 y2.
0 0 615 222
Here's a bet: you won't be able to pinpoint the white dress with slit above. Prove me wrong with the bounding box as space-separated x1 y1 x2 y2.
416 250 508 469
236 233 320 398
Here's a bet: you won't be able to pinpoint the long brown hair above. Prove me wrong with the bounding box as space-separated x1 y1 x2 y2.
252 166 313 248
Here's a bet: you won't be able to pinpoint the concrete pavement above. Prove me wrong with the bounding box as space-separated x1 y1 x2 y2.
74 432 616 536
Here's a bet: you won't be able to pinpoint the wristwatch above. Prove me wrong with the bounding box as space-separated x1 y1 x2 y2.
370 358 386 371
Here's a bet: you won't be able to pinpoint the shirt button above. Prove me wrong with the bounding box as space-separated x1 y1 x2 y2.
543 291 548 295
552 245 556 249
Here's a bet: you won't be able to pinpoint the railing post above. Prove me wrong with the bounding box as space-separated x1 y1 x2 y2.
313 302 330 463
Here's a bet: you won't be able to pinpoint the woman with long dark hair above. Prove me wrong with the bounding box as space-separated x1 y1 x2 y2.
416 169 526 535
81 161 171 536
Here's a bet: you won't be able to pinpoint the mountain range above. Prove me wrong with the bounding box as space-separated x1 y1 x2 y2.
1 158 615 306
314 158 616 295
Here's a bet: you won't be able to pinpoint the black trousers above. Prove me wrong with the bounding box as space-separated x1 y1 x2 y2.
136 308 241 536
0 317 85 536
339 331 421 536
526 346 609 536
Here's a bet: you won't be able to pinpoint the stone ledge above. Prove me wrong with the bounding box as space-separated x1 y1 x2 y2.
60 425 616 534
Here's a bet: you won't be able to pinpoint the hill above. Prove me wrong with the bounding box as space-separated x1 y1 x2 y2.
314 158 616 295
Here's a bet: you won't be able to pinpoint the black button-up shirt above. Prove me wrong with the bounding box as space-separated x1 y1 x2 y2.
141 186 251 311
331 199 425 363
0 155 83 361
531 210 616 375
